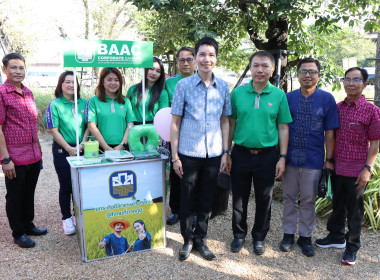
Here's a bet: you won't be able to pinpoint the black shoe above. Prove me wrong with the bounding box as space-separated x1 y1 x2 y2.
195 244 216 261
297 236 315 257
279 233 294 252
253 241 266 255
179 242 193 261
230 238 245 253
342 248 356 265
14 234 35 248
166 213 179 225
26 227 48 236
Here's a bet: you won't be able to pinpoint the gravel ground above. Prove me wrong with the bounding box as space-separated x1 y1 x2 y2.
0 134 379 280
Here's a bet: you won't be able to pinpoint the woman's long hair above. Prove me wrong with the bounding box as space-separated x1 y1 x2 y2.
95 67 125 104
55 71 80 98
132 57 165 111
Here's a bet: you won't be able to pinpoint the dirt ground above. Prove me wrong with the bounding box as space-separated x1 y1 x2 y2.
0 134 379 280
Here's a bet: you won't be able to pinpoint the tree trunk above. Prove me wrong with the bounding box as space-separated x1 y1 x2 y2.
375 32 380 108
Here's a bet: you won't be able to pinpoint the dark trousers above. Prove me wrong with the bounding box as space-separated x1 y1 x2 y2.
52 141 74 220
231 145 277 241
179 153 221 247
5 160 41 238
169 157 181 214
327 174 365 252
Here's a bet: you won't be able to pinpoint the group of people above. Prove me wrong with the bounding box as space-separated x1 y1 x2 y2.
0 35 379 267
99 219 151 256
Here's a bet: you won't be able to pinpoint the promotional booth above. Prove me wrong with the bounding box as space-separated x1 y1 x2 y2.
63 40 167 262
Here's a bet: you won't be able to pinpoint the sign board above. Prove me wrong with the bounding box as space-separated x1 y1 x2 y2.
63 39 153 68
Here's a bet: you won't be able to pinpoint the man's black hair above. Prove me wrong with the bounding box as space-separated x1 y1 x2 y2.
297 57 321 72
345 67 368 82
2 53 25 68
249 51 275 67
176 47 195 60
195 37 218 57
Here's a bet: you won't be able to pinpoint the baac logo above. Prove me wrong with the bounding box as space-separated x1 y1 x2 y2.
75 41 97 63
109 170 137 199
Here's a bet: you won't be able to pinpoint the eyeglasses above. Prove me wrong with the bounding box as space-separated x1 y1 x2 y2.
343 77 363 84
178 58 194 64
298 69 319 76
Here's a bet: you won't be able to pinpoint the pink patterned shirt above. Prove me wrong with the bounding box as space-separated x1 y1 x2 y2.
335 95 380 177
0 80 42 165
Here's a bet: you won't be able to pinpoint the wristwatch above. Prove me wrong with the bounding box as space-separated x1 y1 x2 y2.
120 142 128 149
280 154 287 159
326 158 334 163
1 157 11 164
364 164 373 173
222 150 230 154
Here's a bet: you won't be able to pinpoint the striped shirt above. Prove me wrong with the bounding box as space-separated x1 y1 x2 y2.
335 95 380 177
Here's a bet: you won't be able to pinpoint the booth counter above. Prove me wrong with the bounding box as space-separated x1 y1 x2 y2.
67 156 166 262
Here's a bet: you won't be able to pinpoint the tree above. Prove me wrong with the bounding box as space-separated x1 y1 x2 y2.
123 0 380 92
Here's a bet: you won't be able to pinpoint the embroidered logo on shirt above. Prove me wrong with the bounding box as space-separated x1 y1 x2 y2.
120 106 124 109
81 110 85 113
268 103 273 107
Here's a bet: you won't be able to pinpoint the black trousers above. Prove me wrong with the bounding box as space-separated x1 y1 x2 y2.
231 145 277 241
169 159 181 214
179 153 221 247
52 141 74 220
326 174 365 252
5 160 41 238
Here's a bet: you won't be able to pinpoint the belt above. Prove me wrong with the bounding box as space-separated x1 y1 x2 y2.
234 144 276 155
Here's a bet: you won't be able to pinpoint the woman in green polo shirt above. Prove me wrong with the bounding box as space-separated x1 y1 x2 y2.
127 57 169 124
86 67 136 151
45 70 89 235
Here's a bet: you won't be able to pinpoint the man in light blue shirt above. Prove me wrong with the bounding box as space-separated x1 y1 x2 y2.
171 37 231 261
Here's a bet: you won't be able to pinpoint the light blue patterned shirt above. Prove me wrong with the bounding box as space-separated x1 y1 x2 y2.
171 72 232 158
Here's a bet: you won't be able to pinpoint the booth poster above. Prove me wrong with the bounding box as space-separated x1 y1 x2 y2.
70 158 165 262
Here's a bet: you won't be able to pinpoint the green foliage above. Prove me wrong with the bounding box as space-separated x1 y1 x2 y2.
316 154 380 232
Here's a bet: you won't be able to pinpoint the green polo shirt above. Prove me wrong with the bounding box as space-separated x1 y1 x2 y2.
230 80 292 148
45 96 87 144
165 73 183 103
86 95 136 145
126 84 169 122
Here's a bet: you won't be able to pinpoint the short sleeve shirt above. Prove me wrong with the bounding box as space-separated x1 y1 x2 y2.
335 95 380 177
230 81 292 148
171 72 232 158
165 73 183 103
45 96 87 144
127 84 169 122
86 95 136 145
0 80 42 165
286 88 340 169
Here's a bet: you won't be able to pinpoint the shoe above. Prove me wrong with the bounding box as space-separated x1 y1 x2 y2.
297 236 315 257
342 249 356 265
230 238 245 253
14 234 35 248
62 216 76 235
279 233 294 252
253 241 266 255
167 213 179 225
316 236 346 249
195 244 216 261
179 242 193 261
25 227 48 236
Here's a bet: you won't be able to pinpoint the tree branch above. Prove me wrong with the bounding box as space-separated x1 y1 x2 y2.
239 0 269 21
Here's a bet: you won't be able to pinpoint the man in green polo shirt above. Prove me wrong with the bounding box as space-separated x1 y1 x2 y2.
165 46 196 225
228 51 292 255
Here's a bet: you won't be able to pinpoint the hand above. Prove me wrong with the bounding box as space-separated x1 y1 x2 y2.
105 146 114 151
99 239 106 249
2 160 16 179
355 168 371 189
79 144 84 152
127 246 133 252
323 161 334 170
173 159 183 179
275 158 286 179
114 144 124 151
139 233 146 240
219 153 231 175
66 146 78 157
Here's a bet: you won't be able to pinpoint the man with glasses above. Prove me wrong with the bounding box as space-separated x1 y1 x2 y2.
165 46 196 226
228 51 292 255
316 67 380 265
279 58 339 256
